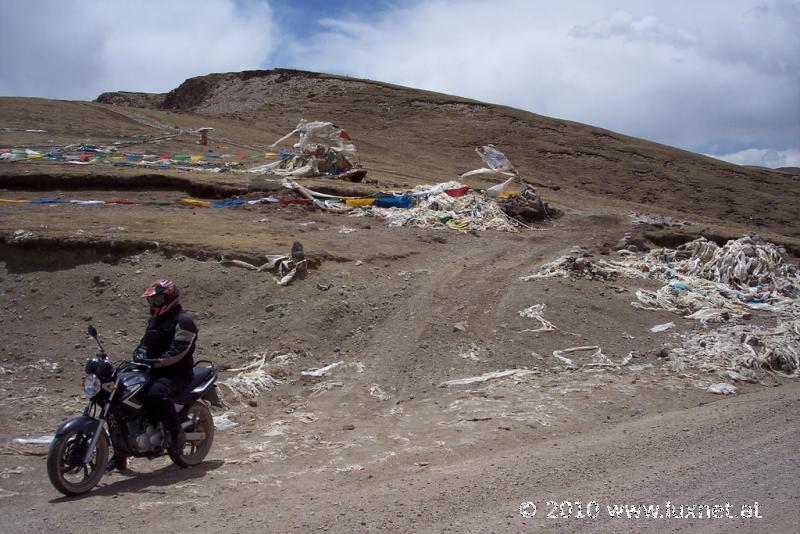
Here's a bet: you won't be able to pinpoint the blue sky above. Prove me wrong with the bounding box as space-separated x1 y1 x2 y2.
0 0 797 168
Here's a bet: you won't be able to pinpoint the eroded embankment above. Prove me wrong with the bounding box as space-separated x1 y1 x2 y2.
642 229 800 257
1 172 387 201
0 237 331 274
0 173 248 198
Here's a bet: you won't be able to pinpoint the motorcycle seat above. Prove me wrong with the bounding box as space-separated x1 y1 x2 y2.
174 366 215 404
188 366 213 389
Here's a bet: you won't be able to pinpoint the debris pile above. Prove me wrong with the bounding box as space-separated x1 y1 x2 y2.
518 304 557 333
526 236 798 314
12 435 54 446
301 361 345 378
673 236 797 297
283 179 526 231
626 236 799 317
523 235 800 377
629 212 690 227
521 256 620 282
213 412 239 430
263 241 308 286
218 353 295 402
552 345 630 369
497 184 553 223
706 382 737 395
218 242 308 286
517 304 576 335
370 186 521 232
250 120 365 181
440 369 536 387
671 308 800 378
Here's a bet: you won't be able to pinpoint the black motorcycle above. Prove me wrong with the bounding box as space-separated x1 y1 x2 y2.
47 325 221 496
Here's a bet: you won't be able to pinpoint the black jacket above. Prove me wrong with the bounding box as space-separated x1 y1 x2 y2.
136 305 197 380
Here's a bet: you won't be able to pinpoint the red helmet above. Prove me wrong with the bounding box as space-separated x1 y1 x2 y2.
141 279 180 317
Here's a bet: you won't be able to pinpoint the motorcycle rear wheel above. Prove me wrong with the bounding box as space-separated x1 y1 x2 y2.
47 429 109 496
170 401 214 467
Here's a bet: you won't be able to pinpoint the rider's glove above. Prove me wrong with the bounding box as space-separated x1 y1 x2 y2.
132 349 157 366
132 345 148 362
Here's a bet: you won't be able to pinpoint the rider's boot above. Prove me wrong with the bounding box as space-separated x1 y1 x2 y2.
168 429 186 456
106 453 128 472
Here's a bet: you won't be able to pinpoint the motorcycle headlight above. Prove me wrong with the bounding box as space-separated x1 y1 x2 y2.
83 375 101 397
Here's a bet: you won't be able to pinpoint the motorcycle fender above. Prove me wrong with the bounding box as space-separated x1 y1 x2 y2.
54 415 100 438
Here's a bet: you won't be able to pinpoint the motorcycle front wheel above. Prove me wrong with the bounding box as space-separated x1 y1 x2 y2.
47 428 109 496
170 401 214 468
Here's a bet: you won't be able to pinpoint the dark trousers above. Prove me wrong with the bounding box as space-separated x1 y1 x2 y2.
144 375 188 438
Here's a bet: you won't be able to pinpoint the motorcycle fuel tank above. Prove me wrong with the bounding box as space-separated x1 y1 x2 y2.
118 369 149 411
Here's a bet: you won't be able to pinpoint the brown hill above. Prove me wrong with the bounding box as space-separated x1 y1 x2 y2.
105 68 800 238
775 166 800 176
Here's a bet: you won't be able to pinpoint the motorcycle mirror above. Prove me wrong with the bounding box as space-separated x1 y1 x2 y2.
87 324 105 354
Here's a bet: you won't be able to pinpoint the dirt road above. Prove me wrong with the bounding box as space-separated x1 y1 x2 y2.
1 383 796 533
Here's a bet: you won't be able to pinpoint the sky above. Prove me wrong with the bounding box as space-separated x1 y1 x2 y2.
0 0 797 168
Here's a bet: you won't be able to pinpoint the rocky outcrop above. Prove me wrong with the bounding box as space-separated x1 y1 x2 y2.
95 91 166 108
158 69 323 112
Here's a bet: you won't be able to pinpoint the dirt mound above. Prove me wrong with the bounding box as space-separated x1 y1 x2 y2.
158 68 375 116
95 91 166 108
498 184 558 223
775 166 800 176
159 73 224 111
158 69 324 112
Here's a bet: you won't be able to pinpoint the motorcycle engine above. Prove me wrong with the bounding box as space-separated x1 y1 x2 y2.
127 417 164 453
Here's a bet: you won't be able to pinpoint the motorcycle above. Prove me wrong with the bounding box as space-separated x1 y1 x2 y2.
47 325 222 496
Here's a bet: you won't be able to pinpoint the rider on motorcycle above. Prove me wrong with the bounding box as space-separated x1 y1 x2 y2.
107 279 198 471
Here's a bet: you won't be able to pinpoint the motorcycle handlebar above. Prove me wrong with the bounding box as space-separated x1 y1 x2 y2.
116 359 152 373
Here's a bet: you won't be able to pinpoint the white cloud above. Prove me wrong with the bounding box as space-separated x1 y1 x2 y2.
569 10 698 47
707 148 800 168
0 0 277 100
